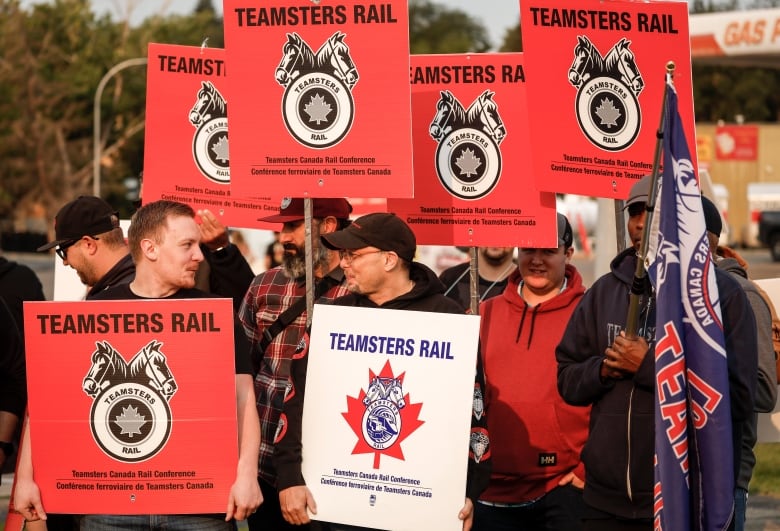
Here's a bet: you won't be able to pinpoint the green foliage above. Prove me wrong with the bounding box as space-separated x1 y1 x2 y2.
0 0 227 224
499 24 522 53
409 0 491 54
0 0 120 217
692 65 780 122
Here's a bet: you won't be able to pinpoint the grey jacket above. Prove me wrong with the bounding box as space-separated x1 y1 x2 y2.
717 256 778 490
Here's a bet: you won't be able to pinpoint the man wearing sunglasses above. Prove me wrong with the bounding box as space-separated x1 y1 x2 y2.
37 195 134 299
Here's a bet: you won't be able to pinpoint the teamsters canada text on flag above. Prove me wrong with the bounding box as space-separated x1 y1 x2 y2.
645 76 734 531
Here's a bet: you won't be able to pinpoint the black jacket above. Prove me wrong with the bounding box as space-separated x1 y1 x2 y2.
201 243 255 312
275 262 491 502
0 298 25 419
87 253 135 298
557 248 756 519
0 256 45 332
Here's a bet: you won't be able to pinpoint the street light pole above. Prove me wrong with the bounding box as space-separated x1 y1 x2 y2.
93 57 148 198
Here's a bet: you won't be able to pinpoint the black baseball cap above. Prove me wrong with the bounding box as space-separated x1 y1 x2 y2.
37 196 119 251
557 212 573 248
321 212 416 262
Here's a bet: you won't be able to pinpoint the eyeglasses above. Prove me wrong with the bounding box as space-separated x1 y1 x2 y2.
55 236 99 260
55 240 78 260
338 249 384 265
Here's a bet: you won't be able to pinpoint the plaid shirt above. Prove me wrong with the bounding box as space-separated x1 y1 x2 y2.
238 266 350 485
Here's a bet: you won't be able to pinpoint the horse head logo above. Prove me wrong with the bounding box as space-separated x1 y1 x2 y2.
128 340 177 400
604 38 644 95
275 32 317 87
320 31 358 89
189 81 227 128
569 35 644 151
276 31 359 148
568 35 603 88
468 90 506 145
83 341 128 398
429 90 467 142
362 377 406 409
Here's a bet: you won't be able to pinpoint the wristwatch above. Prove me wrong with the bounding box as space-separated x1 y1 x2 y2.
211 243 232 258
0 441 13 458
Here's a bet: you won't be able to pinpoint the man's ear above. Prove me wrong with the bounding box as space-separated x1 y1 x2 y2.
320 216 339 234
84 236 100 256
383 250 400 271
139 238 158 261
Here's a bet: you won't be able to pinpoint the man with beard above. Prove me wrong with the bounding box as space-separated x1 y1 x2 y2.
37 195 135 299
439 247 516 309
238 197 353 531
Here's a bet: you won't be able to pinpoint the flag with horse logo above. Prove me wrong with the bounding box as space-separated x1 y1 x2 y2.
646 76 734 530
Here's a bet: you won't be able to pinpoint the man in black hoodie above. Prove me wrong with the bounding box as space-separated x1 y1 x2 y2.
274 212 491 531
0 245 45 477
556 176 756 530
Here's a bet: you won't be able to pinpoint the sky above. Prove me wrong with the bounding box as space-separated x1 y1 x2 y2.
21 0 521 50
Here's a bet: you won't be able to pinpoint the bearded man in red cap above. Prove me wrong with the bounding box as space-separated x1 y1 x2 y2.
238 197 354 531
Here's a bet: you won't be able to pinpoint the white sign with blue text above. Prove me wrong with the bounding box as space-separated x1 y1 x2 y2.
302 304 480 531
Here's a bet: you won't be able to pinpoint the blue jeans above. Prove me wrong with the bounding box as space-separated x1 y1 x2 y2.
80 514 233 531
734 487 748 531
473 485 585 531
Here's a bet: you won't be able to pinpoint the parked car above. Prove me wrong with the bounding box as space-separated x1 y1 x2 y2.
746 182 780 248
758 210 780 261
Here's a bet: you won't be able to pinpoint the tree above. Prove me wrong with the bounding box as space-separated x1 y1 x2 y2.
0 0 127 226
409 0 491 53
499 24 522 52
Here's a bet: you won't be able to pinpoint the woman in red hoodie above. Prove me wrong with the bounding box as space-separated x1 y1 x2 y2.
475 213 589 531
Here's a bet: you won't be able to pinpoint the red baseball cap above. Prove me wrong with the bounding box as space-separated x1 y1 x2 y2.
259 197 352 223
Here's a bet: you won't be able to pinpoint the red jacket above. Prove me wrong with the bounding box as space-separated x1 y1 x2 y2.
478 264 589 503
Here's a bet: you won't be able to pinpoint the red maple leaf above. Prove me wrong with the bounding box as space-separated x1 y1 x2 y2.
342 360 424 469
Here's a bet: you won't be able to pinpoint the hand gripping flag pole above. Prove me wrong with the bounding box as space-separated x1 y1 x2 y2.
624 61 675 338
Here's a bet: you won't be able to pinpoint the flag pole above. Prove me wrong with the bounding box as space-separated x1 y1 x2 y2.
625 61 675 338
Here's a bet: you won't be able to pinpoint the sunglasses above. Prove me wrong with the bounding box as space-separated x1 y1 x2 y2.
55 236 99 260
55 240 78 260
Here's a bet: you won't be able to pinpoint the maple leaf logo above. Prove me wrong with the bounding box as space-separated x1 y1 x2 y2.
455 148 482 178
595 97 621 127
211 135 229 163
304 93 332 124
115 405 146 438
342 360 424 469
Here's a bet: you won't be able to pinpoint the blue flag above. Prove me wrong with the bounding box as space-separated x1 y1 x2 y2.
646 77 734 530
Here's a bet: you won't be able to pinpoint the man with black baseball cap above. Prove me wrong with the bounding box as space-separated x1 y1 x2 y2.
274 212 491 530
239 197 354 531
38 195 134 298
